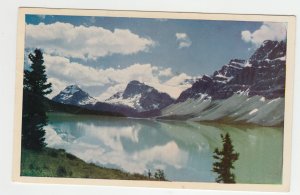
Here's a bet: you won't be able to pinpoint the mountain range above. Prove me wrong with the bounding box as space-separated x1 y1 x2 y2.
51 40 286 126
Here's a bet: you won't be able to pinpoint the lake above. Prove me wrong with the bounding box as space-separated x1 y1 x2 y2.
45 112 283 184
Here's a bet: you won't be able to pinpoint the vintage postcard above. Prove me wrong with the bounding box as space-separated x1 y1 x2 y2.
13 7 295 191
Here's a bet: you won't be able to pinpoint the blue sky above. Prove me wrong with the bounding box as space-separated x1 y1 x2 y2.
24 14 286 100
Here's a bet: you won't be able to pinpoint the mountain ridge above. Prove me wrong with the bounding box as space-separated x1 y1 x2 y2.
161 40 286 126
51 40 287 126
176 40 286 102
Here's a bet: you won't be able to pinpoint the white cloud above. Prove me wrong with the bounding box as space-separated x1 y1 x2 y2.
158 73 194 98
241 31 252 42
37 15 46 20
89 16 96 24
142 73 194 99
44 54 110 86
47 77 67 99
25 22 155 60
97 84 126 101
175 33 187 40
175 33 192 49
158 68 173 77
44 54 159 96
164 73 192 86
241 22 287 46
42 54 193 100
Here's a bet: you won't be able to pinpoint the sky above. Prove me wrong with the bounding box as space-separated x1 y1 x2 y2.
24 14 287 100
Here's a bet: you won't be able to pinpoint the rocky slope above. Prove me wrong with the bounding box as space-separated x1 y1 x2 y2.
52 85 97 106
105 80 174 112
176 40 286 102
160 40 287 126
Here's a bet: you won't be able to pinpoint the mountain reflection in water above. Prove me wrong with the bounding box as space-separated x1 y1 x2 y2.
46 113 283 184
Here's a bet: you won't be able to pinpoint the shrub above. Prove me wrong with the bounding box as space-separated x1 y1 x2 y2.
66 153 76 160
49 150 58 158
56 166 67 177
154 169 166 181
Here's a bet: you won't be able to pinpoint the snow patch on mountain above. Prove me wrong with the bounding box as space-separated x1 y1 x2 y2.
265 55 286 62
78 96 98 105
105 80 174 112
249 108 259 115
105 92 143 111
244 60 252 67
52 85 98 106
161 92 284 126
61 85 80 94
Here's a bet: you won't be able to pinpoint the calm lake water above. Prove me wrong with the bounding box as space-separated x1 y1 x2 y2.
45 112 283 184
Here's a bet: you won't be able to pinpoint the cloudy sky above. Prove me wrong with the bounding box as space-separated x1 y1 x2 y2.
24 15 287 100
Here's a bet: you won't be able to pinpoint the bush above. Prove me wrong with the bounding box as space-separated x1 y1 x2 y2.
56 166 67 177
66 153 76 160
49 150 58 158
58 149 66 153
154 169 166 181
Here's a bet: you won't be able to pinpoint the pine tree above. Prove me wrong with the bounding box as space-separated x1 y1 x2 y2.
22 49 52 150
212 133 239 183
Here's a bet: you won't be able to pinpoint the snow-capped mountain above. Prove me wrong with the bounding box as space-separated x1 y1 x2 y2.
50 82 174 117
105 80 174 112
52 85 97 106
249 40 286 62
160 40 286 126
177 40 286 102
176 59 246 102
50 40 287 126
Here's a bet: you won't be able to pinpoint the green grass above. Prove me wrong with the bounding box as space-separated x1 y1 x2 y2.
21 147 158 180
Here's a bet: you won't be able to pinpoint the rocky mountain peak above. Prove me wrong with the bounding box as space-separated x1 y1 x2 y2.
105 80 174 112
249 40 286 62
123 80 150 99
61 84 81 94
176 40 287 103
52 85 97 106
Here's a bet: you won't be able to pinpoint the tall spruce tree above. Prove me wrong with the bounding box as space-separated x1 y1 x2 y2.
212 133 239 183
22 49 52 150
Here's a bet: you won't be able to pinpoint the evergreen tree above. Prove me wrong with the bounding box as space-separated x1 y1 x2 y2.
22 49 52 150
212 133 239 183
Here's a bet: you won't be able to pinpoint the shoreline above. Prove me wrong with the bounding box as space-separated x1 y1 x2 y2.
47 111 283 128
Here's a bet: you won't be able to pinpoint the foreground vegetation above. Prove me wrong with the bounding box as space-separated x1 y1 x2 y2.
21 49 160 181
21 148 165 180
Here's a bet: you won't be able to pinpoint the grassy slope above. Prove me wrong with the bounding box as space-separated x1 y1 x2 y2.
21 148 153 180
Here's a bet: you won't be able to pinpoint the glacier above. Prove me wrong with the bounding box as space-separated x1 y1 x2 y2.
160 92 284 126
